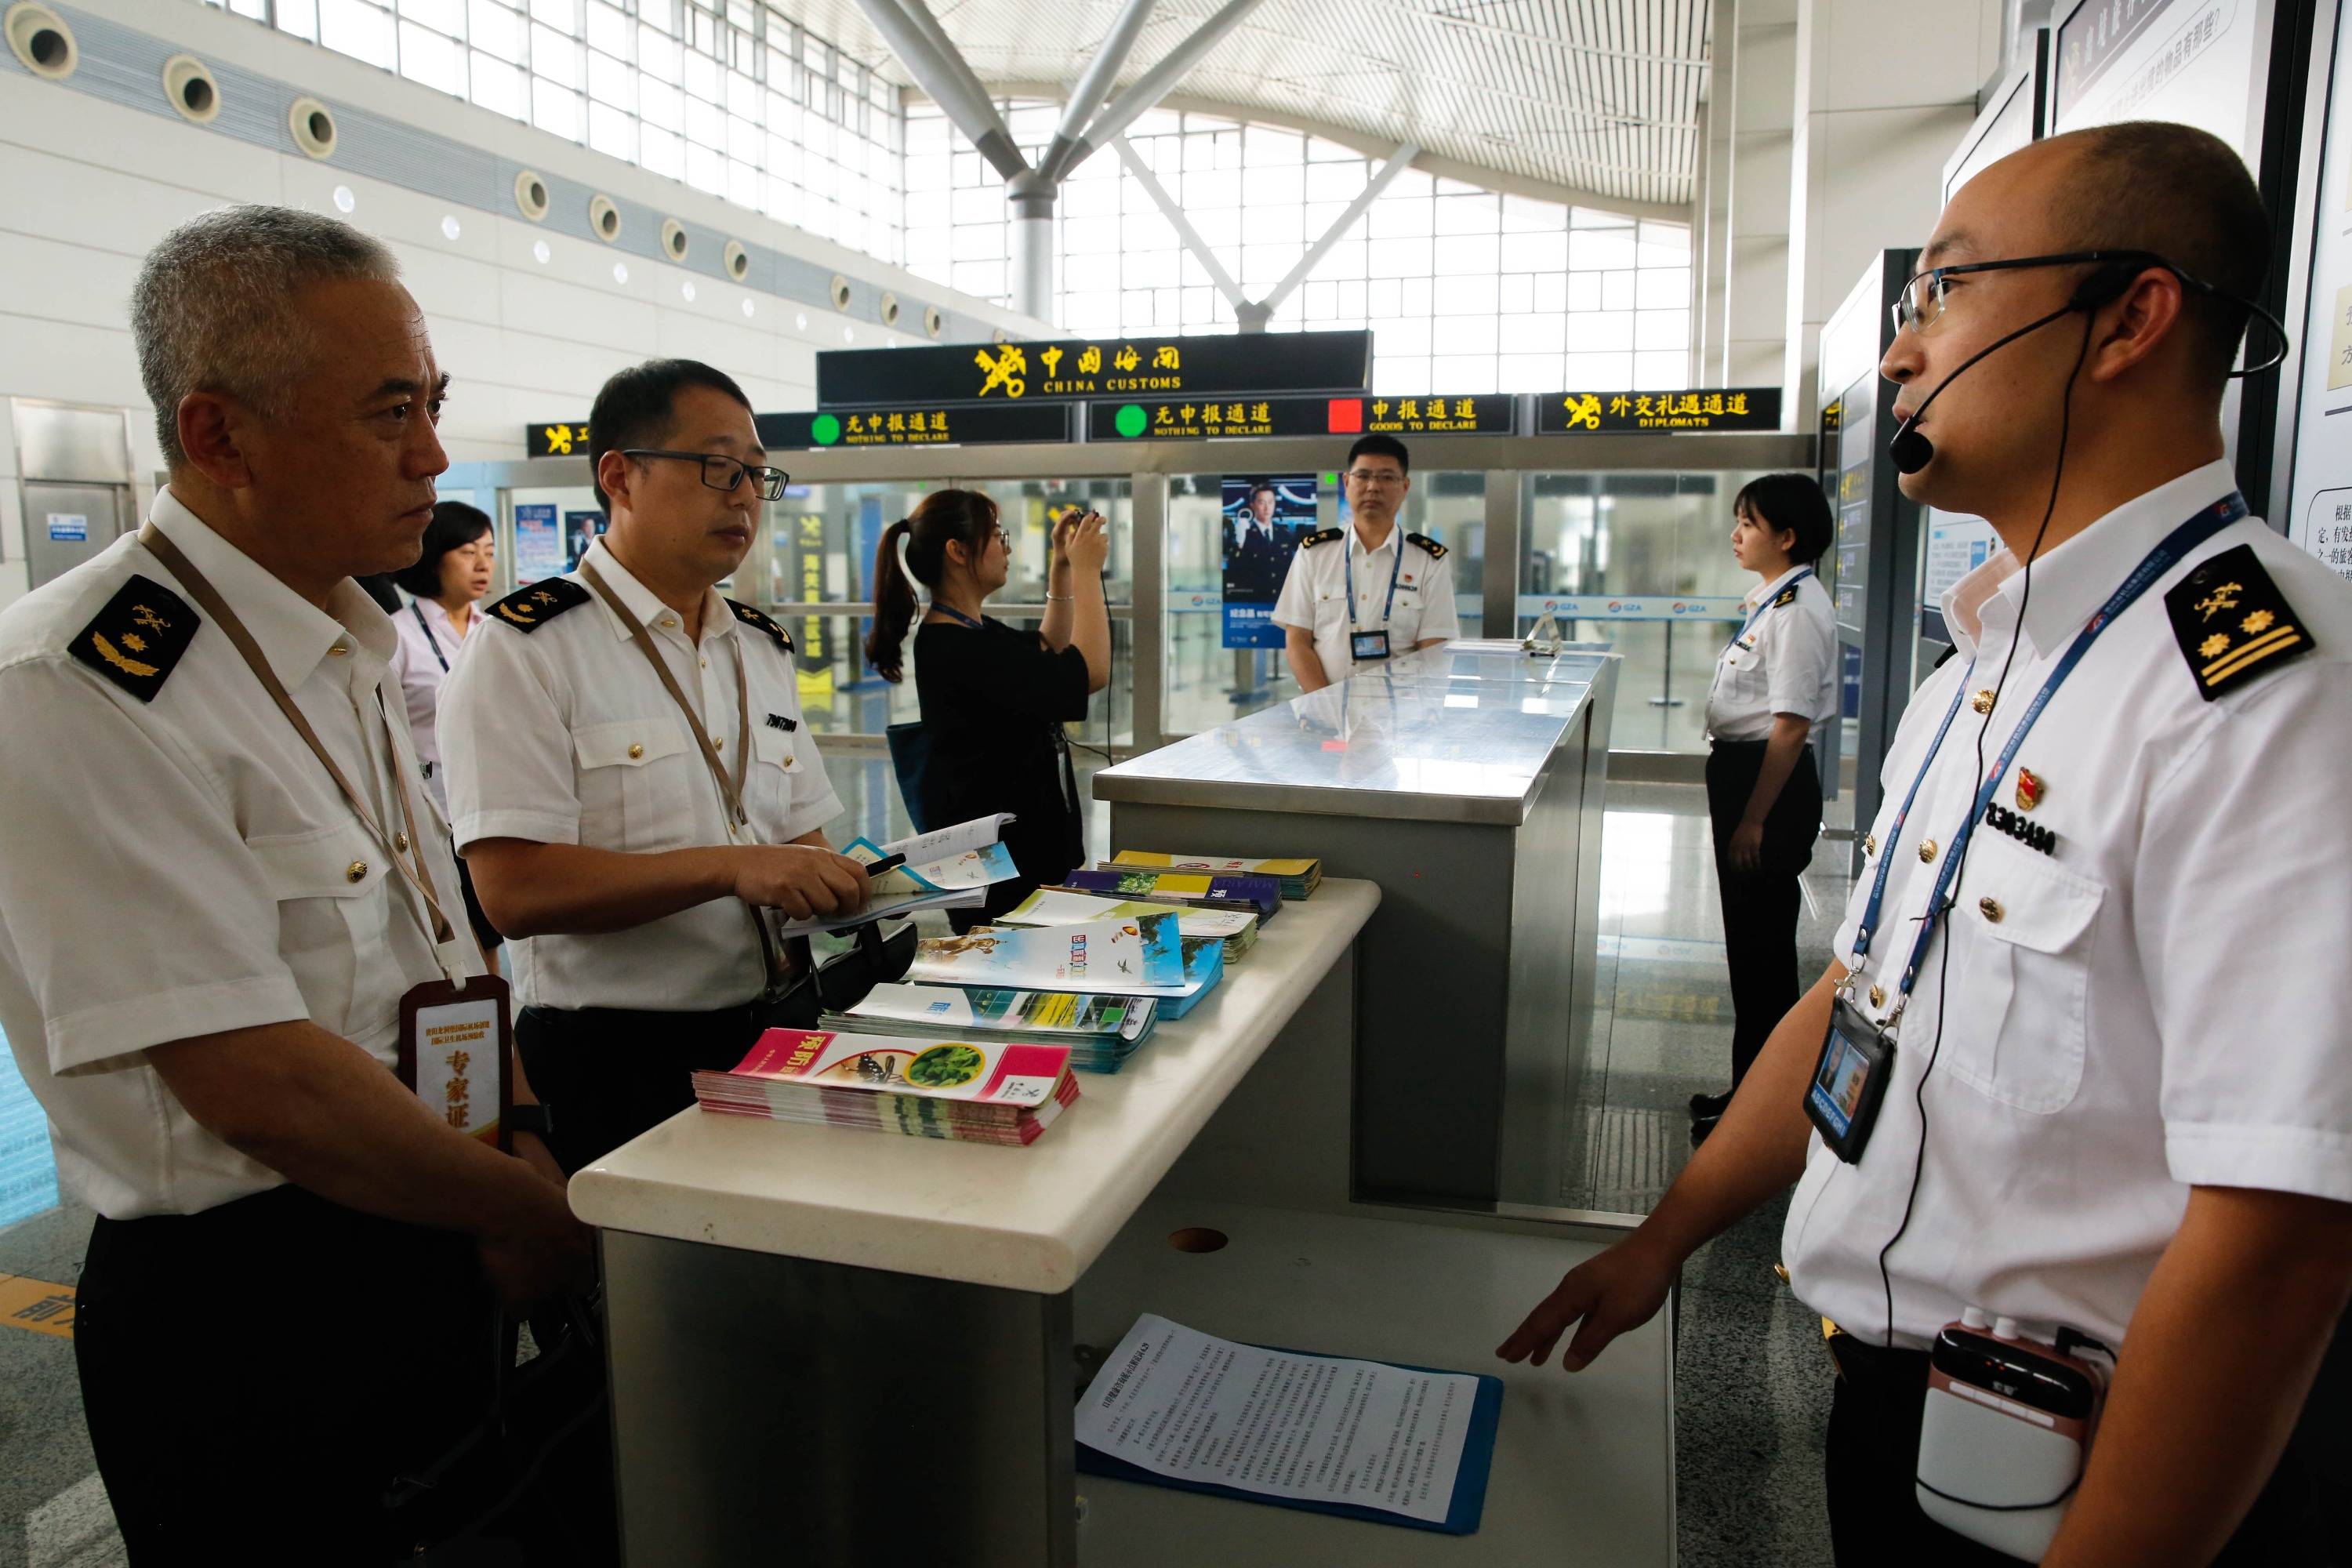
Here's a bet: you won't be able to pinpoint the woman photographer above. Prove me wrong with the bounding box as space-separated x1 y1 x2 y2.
867 489 1110 927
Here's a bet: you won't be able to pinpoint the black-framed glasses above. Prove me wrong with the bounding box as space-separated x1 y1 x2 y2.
1345 468 1406 488
1891 249 2187 336
622 448 791 501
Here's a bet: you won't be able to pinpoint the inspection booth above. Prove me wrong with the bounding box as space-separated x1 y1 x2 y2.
571 870 1675 1566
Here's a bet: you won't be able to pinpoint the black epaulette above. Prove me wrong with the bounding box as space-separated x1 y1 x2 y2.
2164 543 2314 702
1298 528 1343 550
1772 584 1799 608
727 599 794 653
70 575 198 702
487 578 590 633
1405 531 1448 561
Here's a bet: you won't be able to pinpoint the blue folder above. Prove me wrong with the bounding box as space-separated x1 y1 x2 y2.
1076 1349 1504 1535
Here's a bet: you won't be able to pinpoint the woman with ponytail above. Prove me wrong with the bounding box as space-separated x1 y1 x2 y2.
867 489 1111 926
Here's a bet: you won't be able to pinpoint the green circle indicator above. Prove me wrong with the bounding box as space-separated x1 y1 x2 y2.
1114 403 1149 439
811 413 842 445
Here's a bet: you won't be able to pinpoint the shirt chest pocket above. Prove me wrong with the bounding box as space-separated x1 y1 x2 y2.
747 723 801 839
249 826 398 1041
1943 835 2104 1113
574 720 695 851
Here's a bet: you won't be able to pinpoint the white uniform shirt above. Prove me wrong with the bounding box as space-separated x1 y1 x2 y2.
391 594 474 808
1704 564 1839 741
0 492 479 1219
1271 524 1460 683
437 539 841 1012
1784 461 2352 1349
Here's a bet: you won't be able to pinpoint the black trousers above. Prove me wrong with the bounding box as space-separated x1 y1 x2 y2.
1827 1334 2333 1565
517 984 820 1174
76 1185 493 1566
1706 739 1822 1087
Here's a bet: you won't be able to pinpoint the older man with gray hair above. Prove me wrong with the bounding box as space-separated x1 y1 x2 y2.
0 205 593 1560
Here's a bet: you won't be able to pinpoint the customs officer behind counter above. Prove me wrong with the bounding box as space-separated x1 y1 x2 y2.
1274 434 1458 692
439 359 866 1174
1501 123 2352 1565
0 205 589 1561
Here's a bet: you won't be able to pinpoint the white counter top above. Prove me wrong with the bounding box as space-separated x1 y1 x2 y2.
568 879 1381 1294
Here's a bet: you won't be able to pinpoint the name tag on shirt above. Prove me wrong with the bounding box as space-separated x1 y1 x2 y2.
397 975 513 1148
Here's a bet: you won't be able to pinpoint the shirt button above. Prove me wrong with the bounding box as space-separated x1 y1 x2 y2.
713 736 724 751
1918 839 1938 863
1869 984 1886 1009
628 742 644 759
1979 897 2005 924
394 831 410 853
1972 688 1995 714
328 643 350 657
701 657 710 668
1863 833 1878 857
660 616 679 630
345 860 368 883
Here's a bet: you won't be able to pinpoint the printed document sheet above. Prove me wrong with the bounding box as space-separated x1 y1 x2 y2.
1075 1315 1479 1525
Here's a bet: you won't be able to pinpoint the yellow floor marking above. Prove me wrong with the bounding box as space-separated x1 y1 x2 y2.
0 1272 75 1338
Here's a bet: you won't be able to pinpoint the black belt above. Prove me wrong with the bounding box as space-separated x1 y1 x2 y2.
1711 736 1773 753
520 982 812 1040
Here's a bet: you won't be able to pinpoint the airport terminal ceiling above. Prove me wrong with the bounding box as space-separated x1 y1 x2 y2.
793 0 1714 209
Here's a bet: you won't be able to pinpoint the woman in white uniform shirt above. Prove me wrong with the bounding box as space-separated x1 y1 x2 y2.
1693 474 1838 1138
390 501 495 808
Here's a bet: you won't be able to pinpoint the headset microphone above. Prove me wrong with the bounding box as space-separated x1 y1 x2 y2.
1888 299 2091 475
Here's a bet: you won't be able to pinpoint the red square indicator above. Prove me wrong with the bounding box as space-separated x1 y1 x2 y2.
1327 398 1363 434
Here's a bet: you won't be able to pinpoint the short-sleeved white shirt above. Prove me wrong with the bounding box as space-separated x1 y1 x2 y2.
1271 524 1460 684
391 594 476 808
1704 564 1840 740
437 539 841 1012
1784 460 2352 1350
0 491 480 1219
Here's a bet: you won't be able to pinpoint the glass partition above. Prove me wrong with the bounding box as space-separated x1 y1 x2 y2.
1519 470 1770 753
1163 468 1487 737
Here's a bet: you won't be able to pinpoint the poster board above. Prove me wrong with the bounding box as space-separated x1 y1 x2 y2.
1220 474 1314 648
2283 0 2352 581
2049 0 2275 165
511 503 564 586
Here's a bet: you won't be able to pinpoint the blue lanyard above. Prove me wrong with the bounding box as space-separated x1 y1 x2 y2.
930 605 985 630
408 601 449 673
1852 493 2247 1011
1343 532 1405 632
1727 568 1813 652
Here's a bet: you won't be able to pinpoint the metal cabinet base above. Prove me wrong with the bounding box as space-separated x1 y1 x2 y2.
601 1230 1076 1566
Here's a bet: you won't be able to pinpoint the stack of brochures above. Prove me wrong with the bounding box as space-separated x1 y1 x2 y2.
1163 938 1223 1021
906 913 1210 1000
826 982 1156 1074
1102 851 1322 900
691 1027 1078 1145
1006 887 1258 960
1060 868 1281 921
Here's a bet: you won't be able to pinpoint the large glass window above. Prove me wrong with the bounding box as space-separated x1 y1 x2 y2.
200 0 903 260
907 101 1692 396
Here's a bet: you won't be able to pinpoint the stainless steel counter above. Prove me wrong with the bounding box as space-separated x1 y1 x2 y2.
1097 642 1619 1209
1094 646 1614 826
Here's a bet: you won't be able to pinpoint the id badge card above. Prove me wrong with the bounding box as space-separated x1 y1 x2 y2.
397 974 514 1150
1351 629 1392 662
1806 994 1893 1163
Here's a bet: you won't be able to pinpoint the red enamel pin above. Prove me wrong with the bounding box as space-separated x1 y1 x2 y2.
2015 768 2044 812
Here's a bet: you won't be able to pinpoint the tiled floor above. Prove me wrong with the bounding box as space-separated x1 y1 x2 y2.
0 779 1852 1566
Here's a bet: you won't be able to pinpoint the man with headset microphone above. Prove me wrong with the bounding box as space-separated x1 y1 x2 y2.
1500 122 2352 1563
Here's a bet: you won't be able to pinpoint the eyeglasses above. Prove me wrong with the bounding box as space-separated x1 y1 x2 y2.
1891 249 2183 336
1345 469 1406 488
622 448 791 501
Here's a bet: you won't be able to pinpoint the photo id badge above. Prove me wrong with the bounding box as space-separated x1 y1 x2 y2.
1806 994 1893 1163
397 974 513 1150
1351 629 1392 662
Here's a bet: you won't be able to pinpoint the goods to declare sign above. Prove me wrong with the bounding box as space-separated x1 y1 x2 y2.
1537 387 1781 434
816 329 1371 408
1090 394 1514 441
755 404 1073 449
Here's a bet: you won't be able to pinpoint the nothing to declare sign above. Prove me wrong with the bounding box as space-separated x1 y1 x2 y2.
1536 387 1782 434
817 329 1372 408
755 403 1073 449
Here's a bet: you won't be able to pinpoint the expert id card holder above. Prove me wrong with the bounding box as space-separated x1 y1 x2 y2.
1351 629 1392 662
397 974 514 1151
1806 994 1893 1163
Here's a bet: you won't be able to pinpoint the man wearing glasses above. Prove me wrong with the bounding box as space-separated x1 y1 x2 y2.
440 358 866 1172
1272 434 1458 692
1501 123 2352 1563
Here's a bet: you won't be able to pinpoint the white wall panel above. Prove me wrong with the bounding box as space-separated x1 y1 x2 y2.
0 234 142 333
0 147 231 260
0 319 145 411
0 78 283 208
